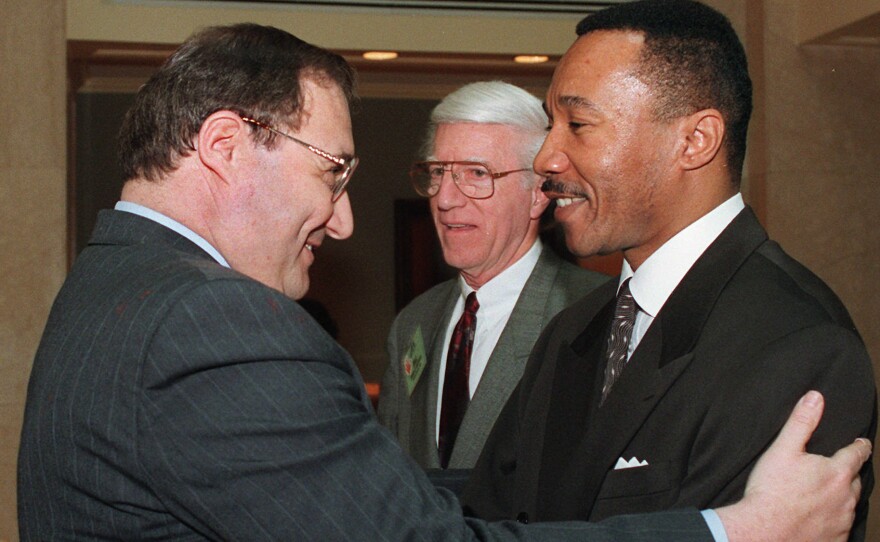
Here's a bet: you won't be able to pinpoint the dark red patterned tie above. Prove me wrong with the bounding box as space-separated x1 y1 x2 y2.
438 291 479 468
601 279 637 405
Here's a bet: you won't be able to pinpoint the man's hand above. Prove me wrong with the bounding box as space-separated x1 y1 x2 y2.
717 390 872 542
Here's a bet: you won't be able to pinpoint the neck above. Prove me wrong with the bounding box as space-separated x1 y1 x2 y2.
120 175 215 247
624 188 738 271
458 235 539 290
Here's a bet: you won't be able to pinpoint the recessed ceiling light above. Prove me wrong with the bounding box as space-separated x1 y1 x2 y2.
363 51 399 61
514 54 549 64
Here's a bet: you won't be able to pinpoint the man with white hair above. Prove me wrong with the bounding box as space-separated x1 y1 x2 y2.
379 82 606 469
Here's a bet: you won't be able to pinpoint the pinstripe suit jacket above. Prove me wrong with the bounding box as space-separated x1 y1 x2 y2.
18 210 714 541
378 248 606 469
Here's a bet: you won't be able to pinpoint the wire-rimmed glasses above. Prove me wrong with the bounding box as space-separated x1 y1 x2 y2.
241 116 358 202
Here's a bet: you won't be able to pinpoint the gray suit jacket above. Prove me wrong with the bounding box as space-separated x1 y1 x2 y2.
379 248 606 468
18 210 714 541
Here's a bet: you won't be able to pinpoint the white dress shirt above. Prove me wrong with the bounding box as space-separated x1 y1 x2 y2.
620 193 745 358
617 196 744 542
434 239 543 441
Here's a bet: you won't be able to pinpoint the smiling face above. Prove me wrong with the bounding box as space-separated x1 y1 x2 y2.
224 78 355 299
535 30 684 269
429 122 546 288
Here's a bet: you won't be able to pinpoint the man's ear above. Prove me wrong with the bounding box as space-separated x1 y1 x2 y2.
529 179 551 219
679 109 725 171
196 111 251 182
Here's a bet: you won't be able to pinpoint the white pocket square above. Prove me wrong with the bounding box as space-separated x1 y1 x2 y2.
614 456 649 470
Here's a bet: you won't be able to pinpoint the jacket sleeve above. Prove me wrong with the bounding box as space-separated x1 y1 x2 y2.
676 323 875 541
135 278 715 541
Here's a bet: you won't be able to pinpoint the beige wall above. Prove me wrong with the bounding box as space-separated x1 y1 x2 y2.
761 6 880 537
764 2 880 364
0 0 67 539
2 0 877 539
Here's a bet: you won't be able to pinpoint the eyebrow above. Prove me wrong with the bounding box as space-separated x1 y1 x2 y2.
543 95 600 119
557 94 599 111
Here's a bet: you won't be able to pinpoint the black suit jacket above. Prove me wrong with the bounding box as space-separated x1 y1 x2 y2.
18 209 715 541
463 207 876 539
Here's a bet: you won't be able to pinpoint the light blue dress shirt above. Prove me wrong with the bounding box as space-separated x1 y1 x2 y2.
115 201 230 268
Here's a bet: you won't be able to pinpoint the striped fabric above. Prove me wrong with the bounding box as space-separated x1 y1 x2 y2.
17 209 711 541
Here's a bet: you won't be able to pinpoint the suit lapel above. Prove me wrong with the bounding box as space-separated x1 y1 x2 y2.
408 284 458 468
656 207 767 364
572 319 696 517
581 208 768 513
532 281 616 519
450 250 564 467
535 207 769 519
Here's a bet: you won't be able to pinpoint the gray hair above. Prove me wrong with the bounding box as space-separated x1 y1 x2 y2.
422 81 547 186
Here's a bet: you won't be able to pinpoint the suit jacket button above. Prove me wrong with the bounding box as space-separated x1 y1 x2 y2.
516 512 529 524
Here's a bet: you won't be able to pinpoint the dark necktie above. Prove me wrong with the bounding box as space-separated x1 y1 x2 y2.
438 291 479 468
601 279 637 404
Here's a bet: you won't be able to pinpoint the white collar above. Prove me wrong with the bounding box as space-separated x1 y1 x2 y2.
621 193 745 317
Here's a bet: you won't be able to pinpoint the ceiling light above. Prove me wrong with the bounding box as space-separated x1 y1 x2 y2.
363 51 399 61
514 54 549 64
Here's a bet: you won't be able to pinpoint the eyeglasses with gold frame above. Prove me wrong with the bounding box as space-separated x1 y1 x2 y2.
241 116 358 202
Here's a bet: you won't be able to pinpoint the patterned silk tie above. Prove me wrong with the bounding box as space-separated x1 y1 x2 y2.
601 279 637 404
438 291 479 468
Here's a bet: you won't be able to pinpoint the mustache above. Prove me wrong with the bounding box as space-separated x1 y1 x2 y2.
541 179 588 199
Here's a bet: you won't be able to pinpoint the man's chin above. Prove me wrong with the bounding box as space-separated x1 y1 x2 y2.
562 232 600 260
439 245 471 269
283 274 309 301
442 253 479 273
289 284 308 301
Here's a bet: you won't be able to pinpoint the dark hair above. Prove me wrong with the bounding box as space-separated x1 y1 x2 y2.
118 23 357 182
576 0 752 184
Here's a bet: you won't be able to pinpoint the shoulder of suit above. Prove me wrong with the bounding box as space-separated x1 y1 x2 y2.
738 241 857 329
543 253 611 294
83 237 258 304
395 278 458 319
392 279 459 340
388 281 457 349
133 248 301 321
553 277 617 319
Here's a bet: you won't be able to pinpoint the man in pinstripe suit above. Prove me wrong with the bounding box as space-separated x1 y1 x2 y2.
17 22 870 541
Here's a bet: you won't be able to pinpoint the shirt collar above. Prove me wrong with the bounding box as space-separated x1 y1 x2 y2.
621 193 744 317
458 238 542 306
115 201 230 268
